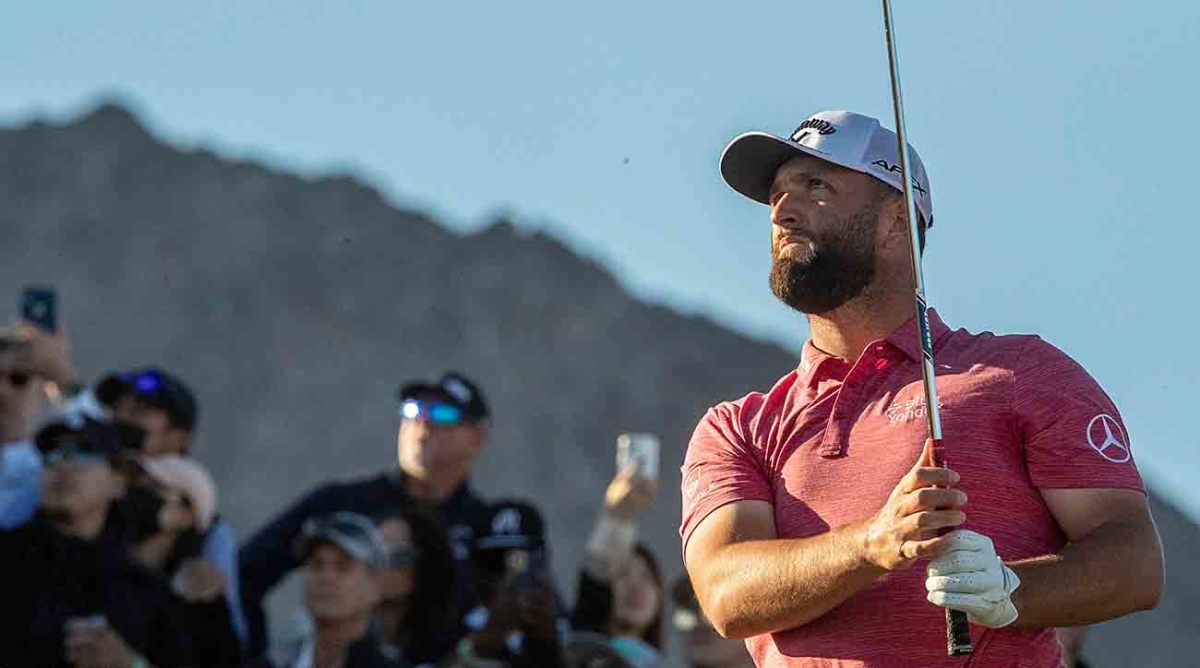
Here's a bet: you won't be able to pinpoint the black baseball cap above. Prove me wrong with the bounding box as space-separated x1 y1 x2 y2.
472 499 545 552
397 372 489 422
35 415 142 464
297 511 390 572
96 367 198 431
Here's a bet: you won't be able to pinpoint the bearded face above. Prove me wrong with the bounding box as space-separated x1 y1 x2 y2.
769 195 885 314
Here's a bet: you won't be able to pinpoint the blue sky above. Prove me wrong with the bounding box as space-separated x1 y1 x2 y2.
3 1 1198 519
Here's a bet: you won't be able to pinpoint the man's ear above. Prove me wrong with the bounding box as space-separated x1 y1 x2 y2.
878 194 910 250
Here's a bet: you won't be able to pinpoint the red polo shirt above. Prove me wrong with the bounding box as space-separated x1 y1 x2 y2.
680 310 1143 668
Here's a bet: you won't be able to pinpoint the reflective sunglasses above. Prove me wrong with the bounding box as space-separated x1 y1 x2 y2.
0 370 33 389
42 444 108 467
399 399 465 426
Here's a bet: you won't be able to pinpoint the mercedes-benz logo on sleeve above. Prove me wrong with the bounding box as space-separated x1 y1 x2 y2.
1086 414 1131 463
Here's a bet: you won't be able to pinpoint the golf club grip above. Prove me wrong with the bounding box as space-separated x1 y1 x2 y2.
930 439 974 654
947 609 973 655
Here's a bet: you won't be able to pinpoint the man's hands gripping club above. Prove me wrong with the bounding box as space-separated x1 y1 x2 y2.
862 439 967 570
684 439 1021 637
860 439 1020 628
926 530 1020 628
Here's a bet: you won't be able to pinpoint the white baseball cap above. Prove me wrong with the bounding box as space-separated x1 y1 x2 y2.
720 110 934 227
140 454 218 531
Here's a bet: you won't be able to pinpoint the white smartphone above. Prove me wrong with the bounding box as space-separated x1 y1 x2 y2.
616 433 660 480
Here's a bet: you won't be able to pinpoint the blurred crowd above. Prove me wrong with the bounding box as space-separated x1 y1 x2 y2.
0 308 760 668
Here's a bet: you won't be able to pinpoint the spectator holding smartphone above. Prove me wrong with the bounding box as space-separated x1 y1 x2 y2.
0 319 78 528
0 330 46 528
0 416 193 666
572 437 666 668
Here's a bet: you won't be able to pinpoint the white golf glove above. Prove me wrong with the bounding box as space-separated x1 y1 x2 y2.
925 530 1020 628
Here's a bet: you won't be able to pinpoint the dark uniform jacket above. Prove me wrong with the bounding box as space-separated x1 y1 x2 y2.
239 472 490 657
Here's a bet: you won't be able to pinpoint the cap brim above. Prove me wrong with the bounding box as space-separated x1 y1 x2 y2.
301 531 375 565
719 132 868 205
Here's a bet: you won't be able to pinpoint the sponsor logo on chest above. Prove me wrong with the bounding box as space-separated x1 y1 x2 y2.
884 395 941 425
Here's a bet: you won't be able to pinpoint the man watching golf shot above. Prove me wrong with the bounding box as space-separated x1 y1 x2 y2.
679 110 1164 667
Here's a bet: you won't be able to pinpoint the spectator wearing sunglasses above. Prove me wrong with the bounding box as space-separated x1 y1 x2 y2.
240 372 495 659
97 366 249 650
0 324 78 529
0 416 194 667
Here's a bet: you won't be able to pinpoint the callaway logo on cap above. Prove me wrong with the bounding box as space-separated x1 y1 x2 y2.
720 110 934 228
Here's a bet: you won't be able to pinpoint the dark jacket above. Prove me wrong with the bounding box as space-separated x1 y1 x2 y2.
239 472 490 657
185 595 244 666
573 568 613 637
0 518 195 667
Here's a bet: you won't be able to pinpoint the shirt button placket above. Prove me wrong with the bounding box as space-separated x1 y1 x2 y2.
820 346 891 458
820 366 857 458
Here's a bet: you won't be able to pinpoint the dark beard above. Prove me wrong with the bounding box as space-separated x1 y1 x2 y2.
769 203 880 314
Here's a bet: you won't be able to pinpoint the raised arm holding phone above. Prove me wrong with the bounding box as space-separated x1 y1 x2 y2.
572 434 666 668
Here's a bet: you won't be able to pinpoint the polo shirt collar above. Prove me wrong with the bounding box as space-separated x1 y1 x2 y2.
886 308 951 363
798 308 951 386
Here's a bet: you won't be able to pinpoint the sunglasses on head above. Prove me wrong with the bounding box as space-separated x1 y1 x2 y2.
42 444 108 467
0 370 33 389
399 399 466 426
120 370 166 397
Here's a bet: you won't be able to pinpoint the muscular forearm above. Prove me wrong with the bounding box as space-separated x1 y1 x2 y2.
1009 518 1163 627
694 521 883 638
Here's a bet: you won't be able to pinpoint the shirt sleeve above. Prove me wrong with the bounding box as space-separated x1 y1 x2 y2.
0 442 42 530
679 401 773 555
202 520 249 645
1012 337 1144 492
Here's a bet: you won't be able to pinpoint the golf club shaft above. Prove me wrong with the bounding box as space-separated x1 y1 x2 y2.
881 0 974 656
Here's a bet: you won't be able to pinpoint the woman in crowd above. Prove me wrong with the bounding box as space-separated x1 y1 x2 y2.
373 501 459 666
573 461 666 668
126 454 243 666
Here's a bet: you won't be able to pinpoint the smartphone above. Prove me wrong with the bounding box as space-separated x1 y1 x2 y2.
20 286 57 332
616 433 660 480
